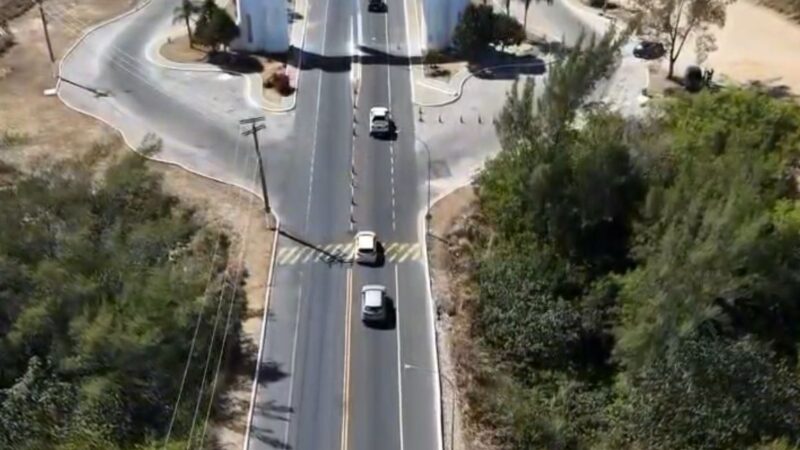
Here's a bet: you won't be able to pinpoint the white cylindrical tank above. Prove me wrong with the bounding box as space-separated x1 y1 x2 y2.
234 0 290 53
421 0 469 50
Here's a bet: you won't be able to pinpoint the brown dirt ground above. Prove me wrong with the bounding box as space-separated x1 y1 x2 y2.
160 34 290 106
0 1 274 448
428 186 498 450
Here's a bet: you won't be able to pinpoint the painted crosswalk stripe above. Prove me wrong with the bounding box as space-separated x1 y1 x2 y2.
290 247 310 265
385 242 400 258
396 244 418 263
277 247 296 265
302 248 318 263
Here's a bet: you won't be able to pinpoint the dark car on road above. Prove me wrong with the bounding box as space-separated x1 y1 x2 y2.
368 0 386 12
633 41 665 59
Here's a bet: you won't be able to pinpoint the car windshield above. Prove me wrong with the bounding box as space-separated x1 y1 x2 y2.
365 305 382 312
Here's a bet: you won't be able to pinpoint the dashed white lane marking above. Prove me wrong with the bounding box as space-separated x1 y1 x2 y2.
390 144 397 231
305 0 333 233
282 286 303 447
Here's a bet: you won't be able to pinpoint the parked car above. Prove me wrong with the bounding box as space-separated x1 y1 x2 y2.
361 285 388 324
633 41 665 59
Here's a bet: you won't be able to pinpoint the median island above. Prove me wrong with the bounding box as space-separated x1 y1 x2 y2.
161 0 294 105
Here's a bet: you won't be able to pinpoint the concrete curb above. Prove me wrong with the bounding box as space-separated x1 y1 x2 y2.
55 0 265 196
419 207 445 450
145 39 294 114
420 176 484 450
414 60 551 107
242 214 282 450
142 0 313 114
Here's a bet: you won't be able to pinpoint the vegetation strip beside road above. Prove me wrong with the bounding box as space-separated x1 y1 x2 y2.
432 22 800 450
0 1 276 448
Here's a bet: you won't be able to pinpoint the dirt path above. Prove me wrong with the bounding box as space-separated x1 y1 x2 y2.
608 0 800 97
0 2 274 448
706 0 800 96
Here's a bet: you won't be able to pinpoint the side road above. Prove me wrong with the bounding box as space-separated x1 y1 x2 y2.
52 0 296 192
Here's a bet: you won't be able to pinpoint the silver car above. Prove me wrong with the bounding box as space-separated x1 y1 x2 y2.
361 285 387 324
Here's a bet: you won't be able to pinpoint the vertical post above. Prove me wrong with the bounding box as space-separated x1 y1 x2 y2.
240 117 271 215
37 0 55 63
419 138 432 221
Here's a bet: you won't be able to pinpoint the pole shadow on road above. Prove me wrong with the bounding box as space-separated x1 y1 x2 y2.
277 229 351 265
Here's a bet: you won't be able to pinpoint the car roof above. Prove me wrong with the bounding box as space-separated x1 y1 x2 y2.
356 232 376 249
370 106 389 115
361 285 385 307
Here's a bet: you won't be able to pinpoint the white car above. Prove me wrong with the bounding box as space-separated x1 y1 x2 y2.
361 284 388 324
354 231 379 265
369 106 392 137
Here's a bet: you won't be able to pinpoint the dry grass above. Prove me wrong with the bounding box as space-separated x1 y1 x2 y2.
0 0 34 22
429 186 502 450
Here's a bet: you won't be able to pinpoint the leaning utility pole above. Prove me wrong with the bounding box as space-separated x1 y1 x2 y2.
37 0 55 63
240 116 271 215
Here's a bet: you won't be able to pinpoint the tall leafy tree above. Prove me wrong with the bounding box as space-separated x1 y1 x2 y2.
194 2 240 52
617 336 800 450
633 0 735 78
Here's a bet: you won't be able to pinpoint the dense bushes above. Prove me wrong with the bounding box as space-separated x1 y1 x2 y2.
464 26 800 449
0 154 245 449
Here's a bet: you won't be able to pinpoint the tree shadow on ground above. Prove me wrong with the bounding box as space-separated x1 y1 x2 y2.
746 79 797 99
258 360 291 384
207 51 264 74
250 423 293 449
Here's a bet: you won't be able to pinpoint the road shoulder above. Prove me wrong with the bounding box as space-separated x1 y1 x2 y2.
427 186 483 450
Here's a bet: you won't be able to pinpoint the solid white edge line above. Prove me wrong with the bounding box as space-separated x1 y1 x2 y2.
418 207 445 450
395 264 405 450
281 286 304 446
243 214 282 450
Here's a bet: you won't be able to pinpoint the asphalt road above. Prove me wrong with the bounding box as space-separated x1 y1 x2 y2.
247 0 355 446
54 0 602 448
251 0 439 444
347 0 439 447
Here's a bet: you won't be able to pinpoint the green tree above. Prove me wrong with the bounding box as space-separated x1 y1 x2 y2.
616 90 800 369
617 336 800 450
492 13 526 49
0 153 245 449
172 0 199 48
632 0 735 78
194 2 240 52
452 4 496 56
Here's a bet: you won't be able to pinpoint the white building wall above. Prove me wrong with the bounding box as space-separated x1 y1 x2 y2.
233 0 290 53
421 0 469 50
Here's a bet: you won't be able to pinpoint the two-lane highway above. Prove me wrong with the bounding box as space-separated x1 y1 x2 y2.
250 0 440 446
347 0 440 448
